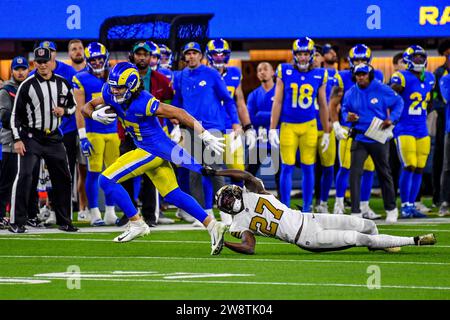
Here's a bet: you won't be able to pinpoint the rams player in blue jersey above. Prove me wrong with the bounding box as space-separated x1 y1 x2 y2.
330 44 384 219
205 39 257 178
81 62 227 255
390 46 435 218
157 44 174 82
73 42 120 226
269 37 330 213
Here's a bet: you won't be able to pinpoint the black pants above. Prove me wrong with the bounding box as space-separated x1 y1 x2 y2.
432 109 446 205
441 133 450 204
388 139 401 197
350 140 396 213
10 134 72 227
0 152 40 218
119 134 157 223
246 145 281 198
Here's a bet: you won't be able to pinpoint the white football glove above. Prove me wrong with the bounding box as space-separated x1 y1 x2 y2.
258 126 268 143
245 128 257 150
268 129 280 147
170 124 182 143
92 106 117 125
333 121 348 141
198 130 225 155
321 133 330 153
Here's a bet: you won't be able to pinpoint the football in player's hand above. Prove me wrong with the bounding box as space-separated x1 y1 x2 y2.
95 104 115 114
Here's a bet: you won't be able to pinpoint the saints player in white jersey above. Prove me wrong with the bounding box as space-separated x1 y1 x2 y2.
211 169 436 254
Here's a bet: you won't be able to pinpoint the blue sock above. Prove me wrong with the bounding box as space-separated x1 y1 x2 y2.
99 175 138 218
399 169 413 205
361 170 374 202
409 172 423 205
280 164 294 206
133 176 142 202
202 176 214 210
320 166 334 202
177 167 191 194
86 171 100 209
164 187 208 222
335 167 350 198
301 163 315 212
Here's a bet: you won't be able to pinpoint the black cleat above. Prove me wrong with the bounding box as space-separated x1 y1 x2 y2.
58 224 79 232
8 223 27 233
116 215 129 227
26 217 45 228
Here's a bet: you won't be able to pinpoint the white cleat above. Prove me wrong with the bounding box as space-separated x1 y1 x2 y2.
90 208 106 226
351 213 363 218
113 220 150 243
104 206 119 225
333 203 345 215
385 208 398 224
176 208 195 223
362 207 382 220
315 203 330 213
414 202 431 213
219 211 233 226
209 221 227 255
44 210 56 225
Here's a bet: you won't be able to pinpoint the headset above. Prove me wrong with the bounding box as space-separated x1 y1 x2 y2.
351 63 375 82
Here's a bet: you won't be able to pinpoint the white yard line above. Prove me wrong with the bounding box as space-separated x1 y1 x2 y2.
0 255 449 266
25 276 450 291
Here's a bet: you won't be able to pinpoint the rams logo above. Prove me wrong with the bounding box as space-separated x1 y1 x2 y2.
199 80 207 86
370 98 379 104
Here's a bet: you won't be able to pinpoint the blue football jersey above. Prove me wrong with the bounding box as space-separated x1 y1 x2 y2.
277 63 328 124
391 70 435 137
73 71 117 134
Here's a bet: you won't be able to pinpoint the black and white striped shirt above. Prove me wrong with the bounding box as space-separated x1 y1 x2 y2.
10 71 76 141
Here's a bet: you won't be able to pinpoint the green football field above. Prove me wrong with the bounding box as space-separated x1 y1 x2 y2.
0 197 449 300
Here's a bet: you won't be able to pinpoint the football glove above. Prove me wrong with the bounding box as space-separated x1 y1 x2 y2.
321 133 330 153
198 130 225 155
92 106 117 125
268 129 280 147
333 121 348 141
170 124 182 143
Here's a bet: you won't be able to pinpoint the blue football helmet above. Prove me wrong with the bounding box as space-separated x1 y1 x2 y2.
107 62 140 104
146 41 161 70
348 44 372 68
85 42 109 74
403 45 427 72
206 39 231 69
158 44 173 69
292 37 315 70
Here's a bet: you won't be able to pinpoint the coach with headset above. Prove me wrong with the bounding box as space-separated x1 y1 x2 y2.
341 63 404 224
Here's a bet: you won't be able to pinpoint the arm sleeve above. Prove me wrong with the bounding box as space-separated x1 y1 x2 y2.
340 91 351 123
143 95 161 116
0 90 12 129
10 82 27 141
171 72 183 108
215 74 239 125
385 87 404 123
246 91 259 127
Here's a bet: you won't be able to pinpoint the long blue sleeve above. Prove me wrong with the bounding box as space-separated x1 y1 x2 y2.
215 75 239 125
171 72 183 108
247 90 259 127
384 87 404 123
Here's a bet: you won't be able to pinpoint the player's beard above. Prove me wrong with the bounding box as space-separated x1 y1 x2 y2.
71 56 84 65
325 59 336 65
136 61 148 70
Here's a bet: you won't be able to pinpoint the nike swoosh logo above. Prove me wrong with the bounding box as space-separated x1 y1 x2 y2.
117 232 130 241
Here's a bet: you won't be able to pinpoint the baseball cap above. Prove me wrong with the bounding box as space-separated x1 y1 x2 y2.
39 41 57 51
34 47 51 62
132 41 151 53
353 63 371 74
182 42 202 54
11 56 29 70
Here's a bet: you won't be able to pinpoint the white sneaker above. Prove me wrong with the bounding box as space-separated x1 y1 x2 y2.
315 203 330 213
90 208 106 226
44 210 56 225
333 203 345 214
104 206 119 225
438 202 449 217
37 205 51 222
208 221 227 255
113 219 150 243
175 208 195 223
362 207 382 220
219 211 233 226
157 212 175 225
77 208 90 222
385 208 398 224
414 202 431 213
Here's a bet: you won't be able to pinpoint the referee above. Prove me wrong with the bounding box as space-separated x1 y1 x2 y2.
9 47 77 233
